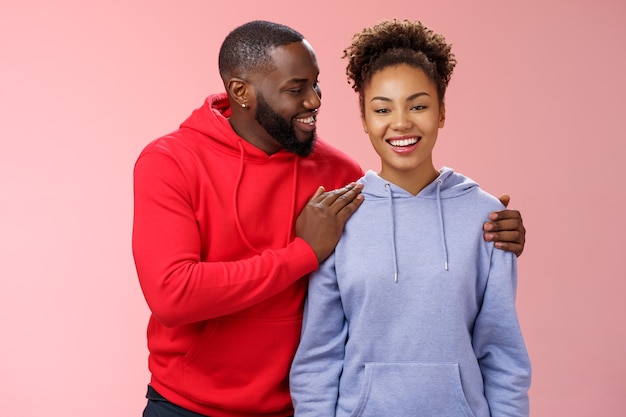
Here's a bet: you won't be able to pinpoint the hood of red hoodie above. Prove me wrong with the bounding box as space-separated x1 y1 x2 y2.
176 92 301 254
179 92 298 162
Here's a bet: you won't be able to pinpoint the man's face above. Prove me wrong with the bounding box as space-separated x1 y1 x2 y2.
251 40 322 157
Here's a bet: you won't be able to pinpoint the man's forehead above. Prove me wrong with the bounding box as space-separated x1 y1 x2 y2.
267 41 319 76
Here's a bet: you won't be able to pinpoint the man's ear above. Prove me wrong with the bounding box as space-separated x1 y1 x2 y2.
227 78 252 108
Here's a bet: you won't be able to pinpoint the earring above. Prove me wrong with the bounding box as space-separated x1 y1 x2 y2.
241 103 247 108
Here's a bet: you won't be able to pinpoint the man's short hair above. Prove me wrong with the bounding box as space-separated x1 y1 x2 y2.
218 20 304 79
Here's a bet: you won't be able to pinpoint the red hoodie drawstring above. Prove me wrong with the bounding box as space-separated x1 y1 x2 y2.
232 140 299 251
232 140 259 253
288 158 298 244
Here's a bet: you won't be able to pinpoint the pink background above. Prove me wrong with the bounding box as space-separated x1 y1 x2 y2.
2 0 625 415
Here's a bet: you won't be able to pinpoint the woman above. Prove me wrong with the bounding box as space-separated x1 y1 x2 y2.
289 19 531 417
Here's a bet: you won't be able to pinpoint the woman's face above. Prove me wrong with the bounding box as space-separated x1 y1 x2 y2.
361 64 445 189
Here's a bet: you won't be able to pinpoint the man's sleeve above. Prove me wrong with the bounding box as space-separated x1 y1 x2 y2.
132 151 318 327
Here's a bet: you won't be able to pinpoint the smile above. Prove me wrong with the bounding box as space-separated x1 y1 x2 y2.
387 137 420 147
294 115 316 125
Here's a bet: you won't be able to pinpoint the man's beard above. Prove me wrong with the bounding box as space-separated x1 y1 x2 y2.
254 93 316 157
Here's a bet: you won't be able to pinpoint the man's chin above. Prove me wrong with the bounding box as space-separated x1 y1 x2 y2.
278 130 315 156
294 136 316 157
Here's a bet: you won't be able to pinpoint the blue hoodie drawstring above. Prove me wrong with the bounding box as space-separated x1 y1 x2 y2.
384 183 400 283
436 179 450 271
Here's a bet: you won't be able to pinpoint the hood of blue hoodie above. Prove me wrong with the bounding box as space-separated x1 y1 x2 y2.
357 167 480 278
358 167 479 201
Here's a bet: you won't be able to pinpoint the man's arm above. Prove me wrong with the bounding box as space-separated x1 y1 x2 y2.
132 152 363 327
484 194 526 257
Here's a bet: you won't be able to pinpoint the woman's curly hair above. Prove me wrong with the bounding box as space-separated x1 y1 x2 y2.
343 19 457 108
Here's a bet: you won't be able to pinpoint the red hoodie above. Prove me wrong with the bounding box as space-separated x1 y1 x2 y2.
132 93 363 417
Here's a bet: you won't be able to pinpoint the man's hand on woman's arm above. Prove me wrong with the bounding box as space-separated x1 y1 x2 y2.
484 194 526 257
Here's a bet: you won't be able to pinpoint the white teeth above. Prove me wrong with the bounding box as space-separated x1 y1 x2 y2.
295 116 315 124
388 137 419 147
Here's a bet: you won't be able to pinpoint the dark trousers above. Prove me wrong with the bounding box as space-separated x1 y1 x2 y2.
142 385 210 417
142 384 294 417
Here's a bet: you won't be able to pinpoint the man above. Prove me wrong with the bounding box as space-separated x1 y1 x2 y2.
132 21 526 417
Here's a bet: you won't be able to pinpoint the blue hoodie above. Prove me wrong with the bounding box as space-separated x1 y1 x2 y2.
290 168 531 417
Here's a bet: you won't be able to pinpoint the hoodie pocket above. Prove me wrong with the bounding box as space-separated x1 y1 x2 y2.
350 362 476 417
